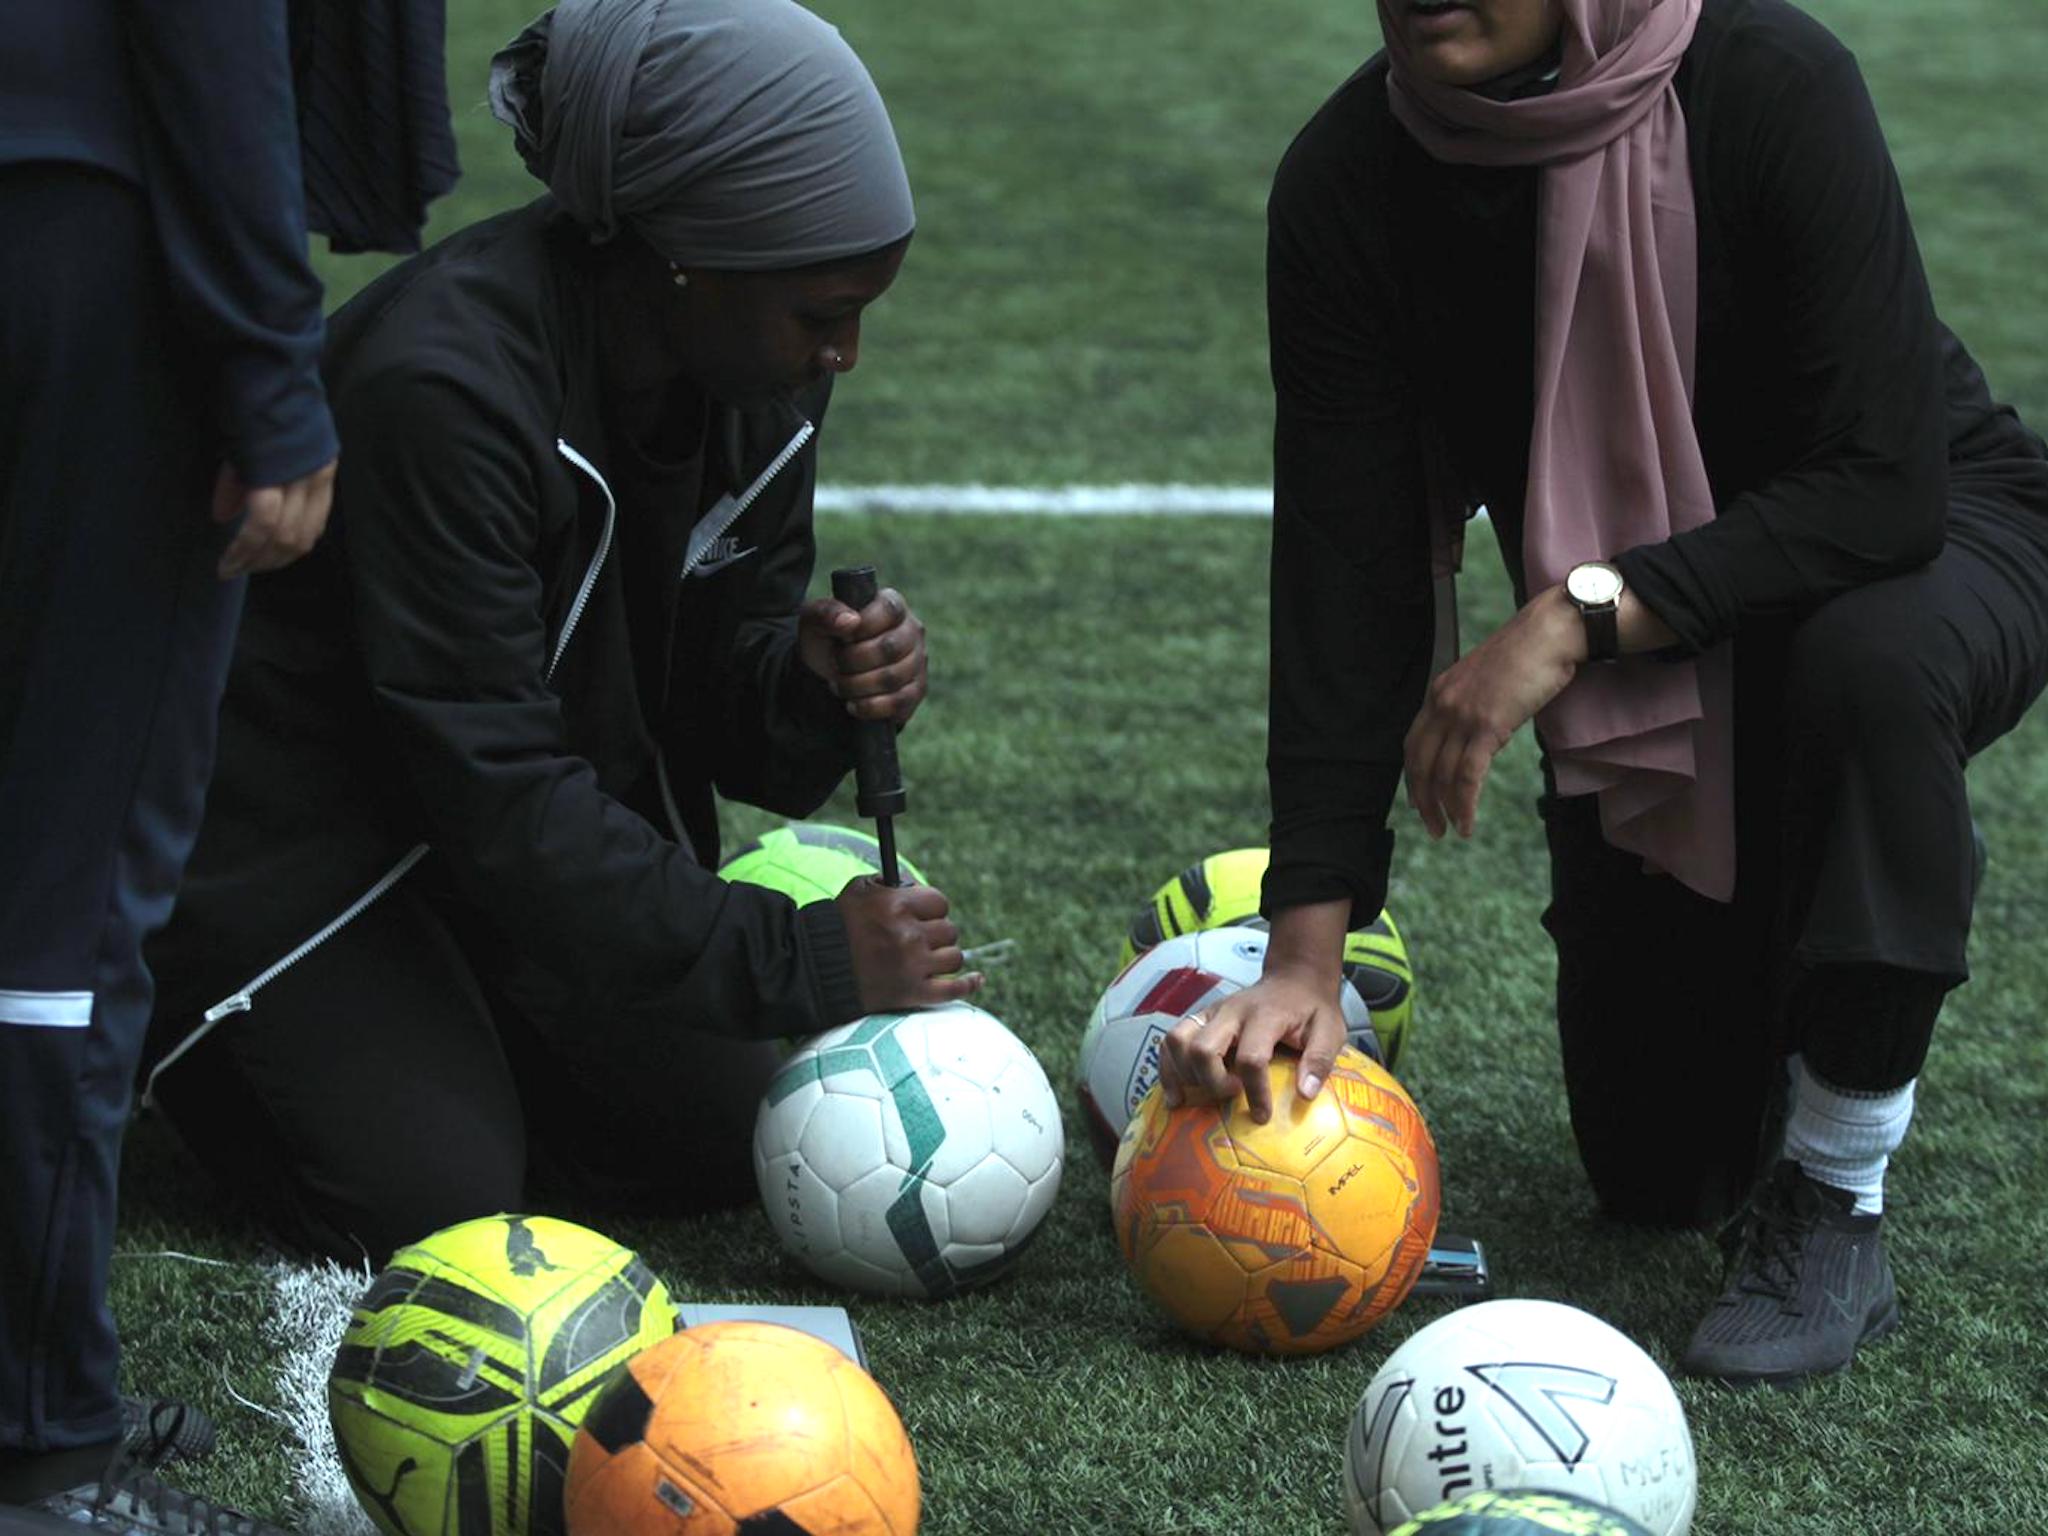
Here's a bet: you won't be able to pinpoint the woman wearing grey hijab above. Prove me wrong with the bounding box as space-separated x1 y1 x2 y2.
138 0 976 1265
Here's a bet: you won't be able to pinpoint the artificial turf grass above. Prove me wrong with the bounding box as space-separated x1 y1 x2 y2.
310 0 2048 493
116 0 2048 1527
114 513 2048 1534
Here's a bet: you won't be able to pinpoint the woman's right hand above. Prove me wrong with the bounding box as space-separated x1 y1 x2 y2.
1157 896 1355 1122
835 875 984 1012
213 457 338 579
1157 967 1350 1125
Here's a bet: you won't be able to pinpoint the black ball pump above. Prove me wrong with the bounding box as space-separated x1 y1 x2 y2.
830 565 908 886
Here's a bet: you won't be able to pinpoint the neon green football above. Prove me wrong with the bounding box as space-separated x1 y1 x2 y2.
1387 1488 1653 1535
719 821 928 903
1119 846 1417 1070
327 1214 675 1536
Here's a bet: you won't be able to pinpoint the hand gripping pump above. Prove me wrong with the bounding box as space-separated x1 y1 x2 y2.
830 565 908 886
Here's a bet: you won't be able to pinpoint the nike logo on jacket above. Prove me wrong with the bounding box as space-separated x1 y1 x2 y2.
690 534 757 576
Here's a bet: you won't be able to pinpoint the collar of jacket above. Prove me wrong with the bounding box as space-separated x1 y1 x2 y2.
536 206 824 500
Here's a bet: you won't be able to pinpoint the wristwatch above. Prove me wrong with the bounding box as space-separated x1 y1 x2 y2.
1565 561 1625 663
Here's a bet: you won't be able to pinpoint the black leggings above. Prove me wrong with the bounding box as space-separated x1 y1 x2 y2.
1545 501 2048 1228
142 876 782 1265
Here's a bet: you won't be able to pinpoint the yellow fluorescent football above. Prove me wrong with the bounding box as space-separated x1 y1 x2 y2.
329 1214 677 1536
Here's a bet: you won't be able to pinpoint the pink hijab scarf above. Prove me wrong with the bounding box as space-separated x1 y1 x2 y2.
1380 0 1734 902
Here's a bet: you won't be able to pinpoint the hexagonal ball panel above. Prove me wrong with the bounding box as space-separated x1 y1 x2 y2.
797 1092 888 1193
939 1155 1030 1247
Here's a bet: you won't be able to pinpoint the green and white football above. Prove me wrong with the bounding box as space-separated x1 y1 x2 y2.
720 821 928 904
752 1004 1064 1299
327 1214 674 1536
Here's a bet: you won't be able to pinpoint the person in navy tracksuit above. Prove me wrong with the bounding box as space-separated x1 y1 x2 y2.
0 4 339 1529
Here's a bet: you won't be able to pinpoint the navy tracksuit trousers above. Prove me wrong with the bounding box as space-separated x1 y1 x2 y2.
0 165 244 1453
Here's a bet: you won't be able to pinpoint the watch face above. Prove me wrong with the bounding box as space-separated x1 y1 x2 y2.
1568 562 1623 606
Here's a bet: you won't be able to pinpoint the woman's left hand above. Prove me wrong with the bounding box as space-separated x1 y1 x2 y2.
798 586 929 724
1403 585 1584 839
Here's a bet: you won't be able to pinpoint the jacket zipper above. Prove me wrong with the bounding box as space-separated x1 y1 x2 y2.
657 418 815 837
679 419 815 579
143 435 622 1106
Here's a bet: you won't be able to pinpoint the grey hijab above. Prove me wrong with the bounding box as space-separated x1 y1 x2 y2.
489 0 915 270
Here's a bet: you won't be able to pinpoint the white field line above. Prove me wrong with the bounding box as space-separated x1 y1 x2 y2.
266 1261 378 1536
813 483 1272 516
812 483 1497 522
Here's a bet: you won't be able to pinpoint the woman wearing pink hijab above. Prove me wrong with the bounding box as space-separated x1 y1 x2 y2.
1159 0 2048 1384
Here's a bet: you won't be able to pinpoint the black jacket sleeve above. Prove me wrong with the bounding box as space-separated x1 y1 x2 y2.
125 0 337 487
1614 48 1947 650
1263 129 1437 927
335 366 851 1041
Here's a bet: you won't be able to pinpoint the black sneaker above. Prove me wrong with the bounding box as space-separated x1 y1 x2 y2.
1680 1160 1899 1385
118 1401 216 1468
19 1445 299 1536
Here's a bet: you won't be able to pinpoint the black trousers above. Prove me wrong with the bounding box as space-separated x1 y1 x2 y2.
1545 497 2048 1228
141 869 783 1266
0 168 241 1453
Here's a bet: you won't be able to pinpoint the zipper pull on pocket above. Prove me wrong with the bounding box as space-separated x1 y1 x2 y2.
202 993 253 1025
142 992 251 1111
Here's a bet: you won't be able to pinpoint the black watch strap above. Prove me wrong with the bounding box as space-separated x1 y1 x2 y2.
1581 601 1620 663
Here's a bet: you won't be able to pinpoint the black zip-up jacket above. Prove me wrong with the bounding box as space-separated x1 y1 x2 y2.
1261 0 2048 924
150 199 865 1044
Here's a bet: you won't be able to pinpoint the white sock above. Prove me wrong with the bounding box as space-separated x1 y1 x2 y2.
1781 1054 1916 1215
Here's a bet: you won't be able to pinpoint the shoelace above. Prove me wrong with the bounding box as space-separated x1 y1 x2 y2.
1731 1182 1821 1305
93 1445 256 1536
126 1404 198 1469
